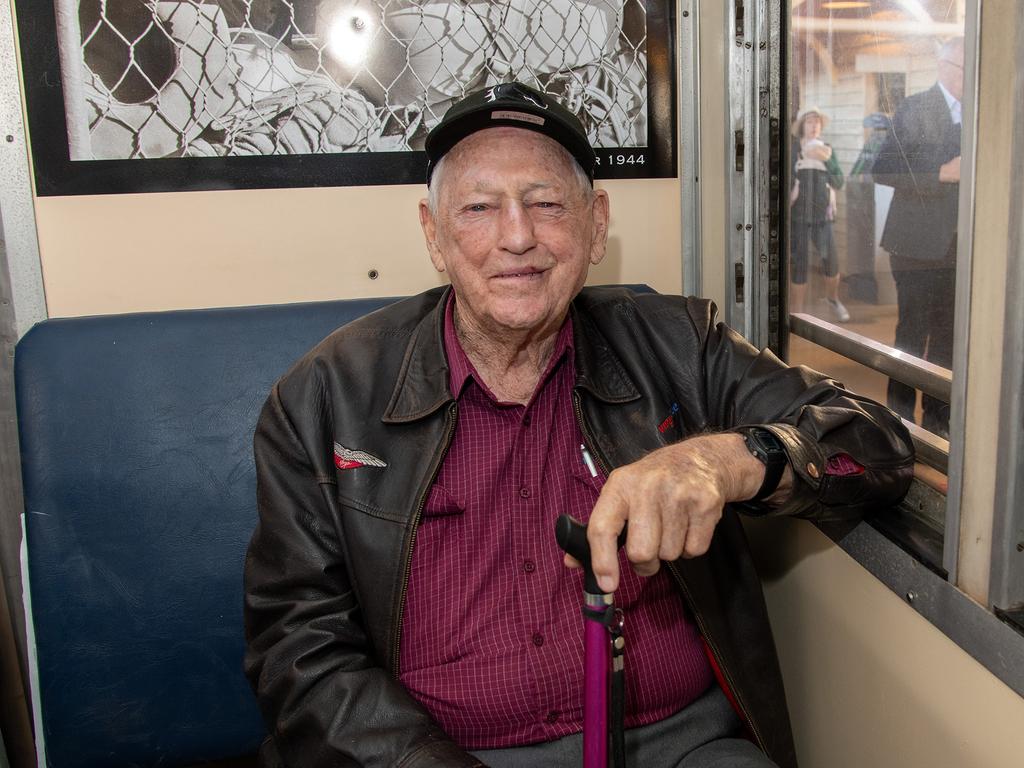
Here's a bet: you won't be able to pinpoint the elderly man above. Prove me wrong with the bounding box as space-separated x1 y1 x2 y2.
244 83 913 768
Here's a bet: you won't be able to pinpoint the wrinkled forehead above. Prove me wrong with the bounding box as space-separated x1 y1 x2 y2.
437 127 581 193
449 127 577 170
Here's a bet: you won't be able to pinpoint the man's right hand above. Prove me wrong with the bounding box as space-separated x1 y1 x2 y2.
939 155 961 183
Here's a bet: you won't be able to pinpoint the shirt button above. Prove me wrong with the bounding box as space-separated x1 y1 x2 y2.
523 559 536 573
532 632 544 647
523 414 532 426
545 710 560 724
519 487 531 499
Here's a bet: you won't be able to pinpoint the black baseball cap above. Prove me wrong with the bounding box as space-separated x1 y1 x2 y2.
424 82 596 186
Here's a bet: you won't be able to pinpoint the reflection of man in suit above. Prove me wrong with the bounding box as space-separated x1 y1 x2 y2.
873 37 964 438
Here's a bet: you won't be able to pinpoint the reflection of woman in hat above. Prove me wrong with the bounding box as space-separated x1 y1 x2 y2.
790 107 848 321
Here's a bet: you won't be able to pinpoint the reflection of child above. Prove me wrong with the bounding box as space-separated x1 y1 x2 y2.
790 108 847 321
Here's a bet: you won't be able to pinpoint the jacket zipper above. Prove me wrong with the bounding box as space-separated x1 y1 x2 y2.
389 401 458 674
572 391 607 477
572 390 768 756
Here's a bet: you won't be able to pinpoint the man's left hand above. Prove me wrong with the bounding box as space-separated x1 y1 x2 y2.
570 433 790 593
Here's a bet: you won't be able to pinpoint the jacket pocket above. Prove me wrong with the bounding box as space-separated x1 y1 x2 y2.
336 490 406 523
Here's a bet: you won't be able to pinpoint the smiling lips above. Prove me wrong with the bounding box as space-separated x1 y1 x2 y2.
493 267 548 280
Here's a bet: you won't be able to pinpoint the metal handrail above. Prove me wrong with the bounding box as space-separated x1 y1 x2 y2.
788 312 952 403
903 419 950 475
788 312 951 474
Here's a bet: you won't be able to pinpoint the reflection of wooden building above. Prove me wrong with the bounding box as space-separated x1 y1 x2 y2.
789 0 965 304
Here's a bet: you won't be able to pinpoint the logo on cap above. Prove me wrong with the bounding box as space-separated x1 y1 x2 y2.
484 83 549 109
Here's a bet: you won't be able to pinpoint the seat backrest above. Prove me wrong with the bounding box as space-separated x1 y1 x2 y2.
15 297 399 767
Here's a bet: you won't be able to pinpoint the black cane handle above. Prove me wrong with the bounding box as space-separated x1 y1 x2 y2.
554 514 627 595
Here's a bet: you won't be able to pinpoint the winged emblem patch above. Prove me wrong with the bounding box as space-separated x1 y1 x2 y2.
333 443 387 470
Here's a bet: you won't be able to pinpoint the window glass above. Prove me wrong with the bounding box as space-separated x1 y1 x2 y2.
786 1 968 465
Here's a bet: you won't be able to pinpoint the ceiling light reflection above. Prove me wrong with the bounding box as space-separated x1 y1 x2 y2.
327 9 374 67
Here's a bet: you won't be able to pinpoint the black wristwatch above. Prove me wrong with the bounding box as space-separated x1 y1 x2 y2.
738 427 788 501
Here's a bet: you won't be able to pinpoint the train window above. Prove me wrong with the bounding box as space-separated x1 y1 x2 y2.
784 1 970 573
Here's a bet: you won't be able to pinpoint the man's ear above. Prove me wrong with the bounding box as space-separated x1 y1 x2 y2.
589 189 610 266
419 199 446 273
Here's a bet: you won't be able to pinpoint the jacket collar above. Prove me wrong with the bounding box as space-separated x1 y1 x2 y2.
569 300 640 404
382 287 639 423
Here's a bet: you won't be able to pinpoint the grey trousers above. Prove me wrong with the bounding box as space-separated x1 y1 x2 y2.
470 685 778 768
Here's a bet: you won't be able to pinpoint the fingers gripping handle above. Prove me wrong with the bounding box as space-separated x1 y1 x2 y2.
554 514 627 596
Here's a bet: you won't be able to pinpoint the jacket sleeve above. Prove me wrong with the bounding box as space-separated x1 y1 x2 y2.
825 149 844 190
243 385 483 768
871 96 948 198
695 303 914 523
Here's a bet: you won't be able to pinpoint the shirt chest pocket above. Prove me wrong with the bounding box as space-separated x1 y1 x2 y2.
422 483 466 518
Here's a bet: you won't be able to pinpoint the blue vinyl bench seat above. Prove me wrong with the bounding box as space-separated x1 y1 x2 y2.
15 297 402 767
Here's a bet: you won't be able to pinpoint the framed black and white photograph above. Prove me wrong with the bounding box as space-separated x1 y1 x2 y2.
17 0 677 195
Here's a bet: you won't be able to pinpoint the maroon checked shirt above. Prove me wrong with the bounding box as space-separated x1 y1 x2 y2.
398 297 714 749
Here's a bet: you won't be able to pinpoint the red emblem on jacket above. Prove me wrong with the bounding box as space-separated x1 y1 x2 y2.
333 443 387 470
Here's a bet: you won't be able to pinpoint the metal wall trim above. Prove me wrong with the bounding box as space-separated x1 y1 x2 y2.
0 0 45 338
726 0 778 349
679 0 703 297
0 0 45 760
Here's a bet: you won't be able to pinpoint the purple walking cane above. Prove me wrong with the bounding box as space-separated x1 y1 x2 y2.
555 514 628 768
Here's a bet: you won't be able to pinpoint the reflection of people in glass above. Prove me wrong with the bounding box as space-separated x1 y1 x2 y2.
872 38 964 438
789 108 848 322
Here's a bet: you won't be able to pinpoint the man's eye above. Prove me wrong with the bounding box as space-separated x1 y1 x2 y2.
533 201 561 209
464 203 489 213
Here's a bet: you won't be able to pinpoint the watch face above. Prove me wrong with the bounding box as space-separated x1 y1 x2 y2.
742 428 787 501
748 427 784 456
743 431 769 461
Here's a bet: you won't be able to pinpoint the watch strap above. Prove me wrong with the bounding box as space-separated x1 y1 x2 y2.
740 427 788 501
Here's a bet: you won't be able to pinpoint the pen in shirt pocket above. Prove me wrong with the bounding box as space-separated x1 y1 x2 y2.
580 444 598 478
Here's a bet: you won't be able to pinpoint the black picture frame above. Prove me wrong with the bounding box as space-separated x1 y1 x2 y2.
17 0 677 196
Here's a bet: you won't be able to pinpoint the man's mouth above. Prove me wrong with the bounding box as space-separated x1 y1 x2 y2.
494 267 547 280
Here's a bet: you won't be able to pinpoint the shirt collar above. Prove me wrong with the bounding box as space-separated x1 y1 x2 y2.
938 81 962 124
443 291 575 403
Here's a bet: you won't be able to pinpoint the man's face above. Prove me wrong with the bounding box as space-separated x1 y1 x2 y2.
419 127 609 340
938 43 965 102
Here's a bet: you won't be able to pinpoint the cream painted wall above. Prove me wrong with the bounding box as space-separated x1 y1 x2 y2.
747 517 1024 768
34 178 681 318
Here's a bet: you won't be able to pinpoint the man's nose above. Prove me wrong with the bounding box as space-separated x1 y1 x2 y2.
498 202 537 254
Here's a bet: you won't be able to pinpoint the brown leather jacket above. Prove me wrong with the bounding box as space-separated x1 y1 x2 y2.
244 286 914 768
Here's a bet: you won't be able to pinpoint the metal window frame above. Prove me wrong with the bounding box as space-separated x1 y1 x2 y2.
941 0 982 585
725 0 782 351
990 2 1024 620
